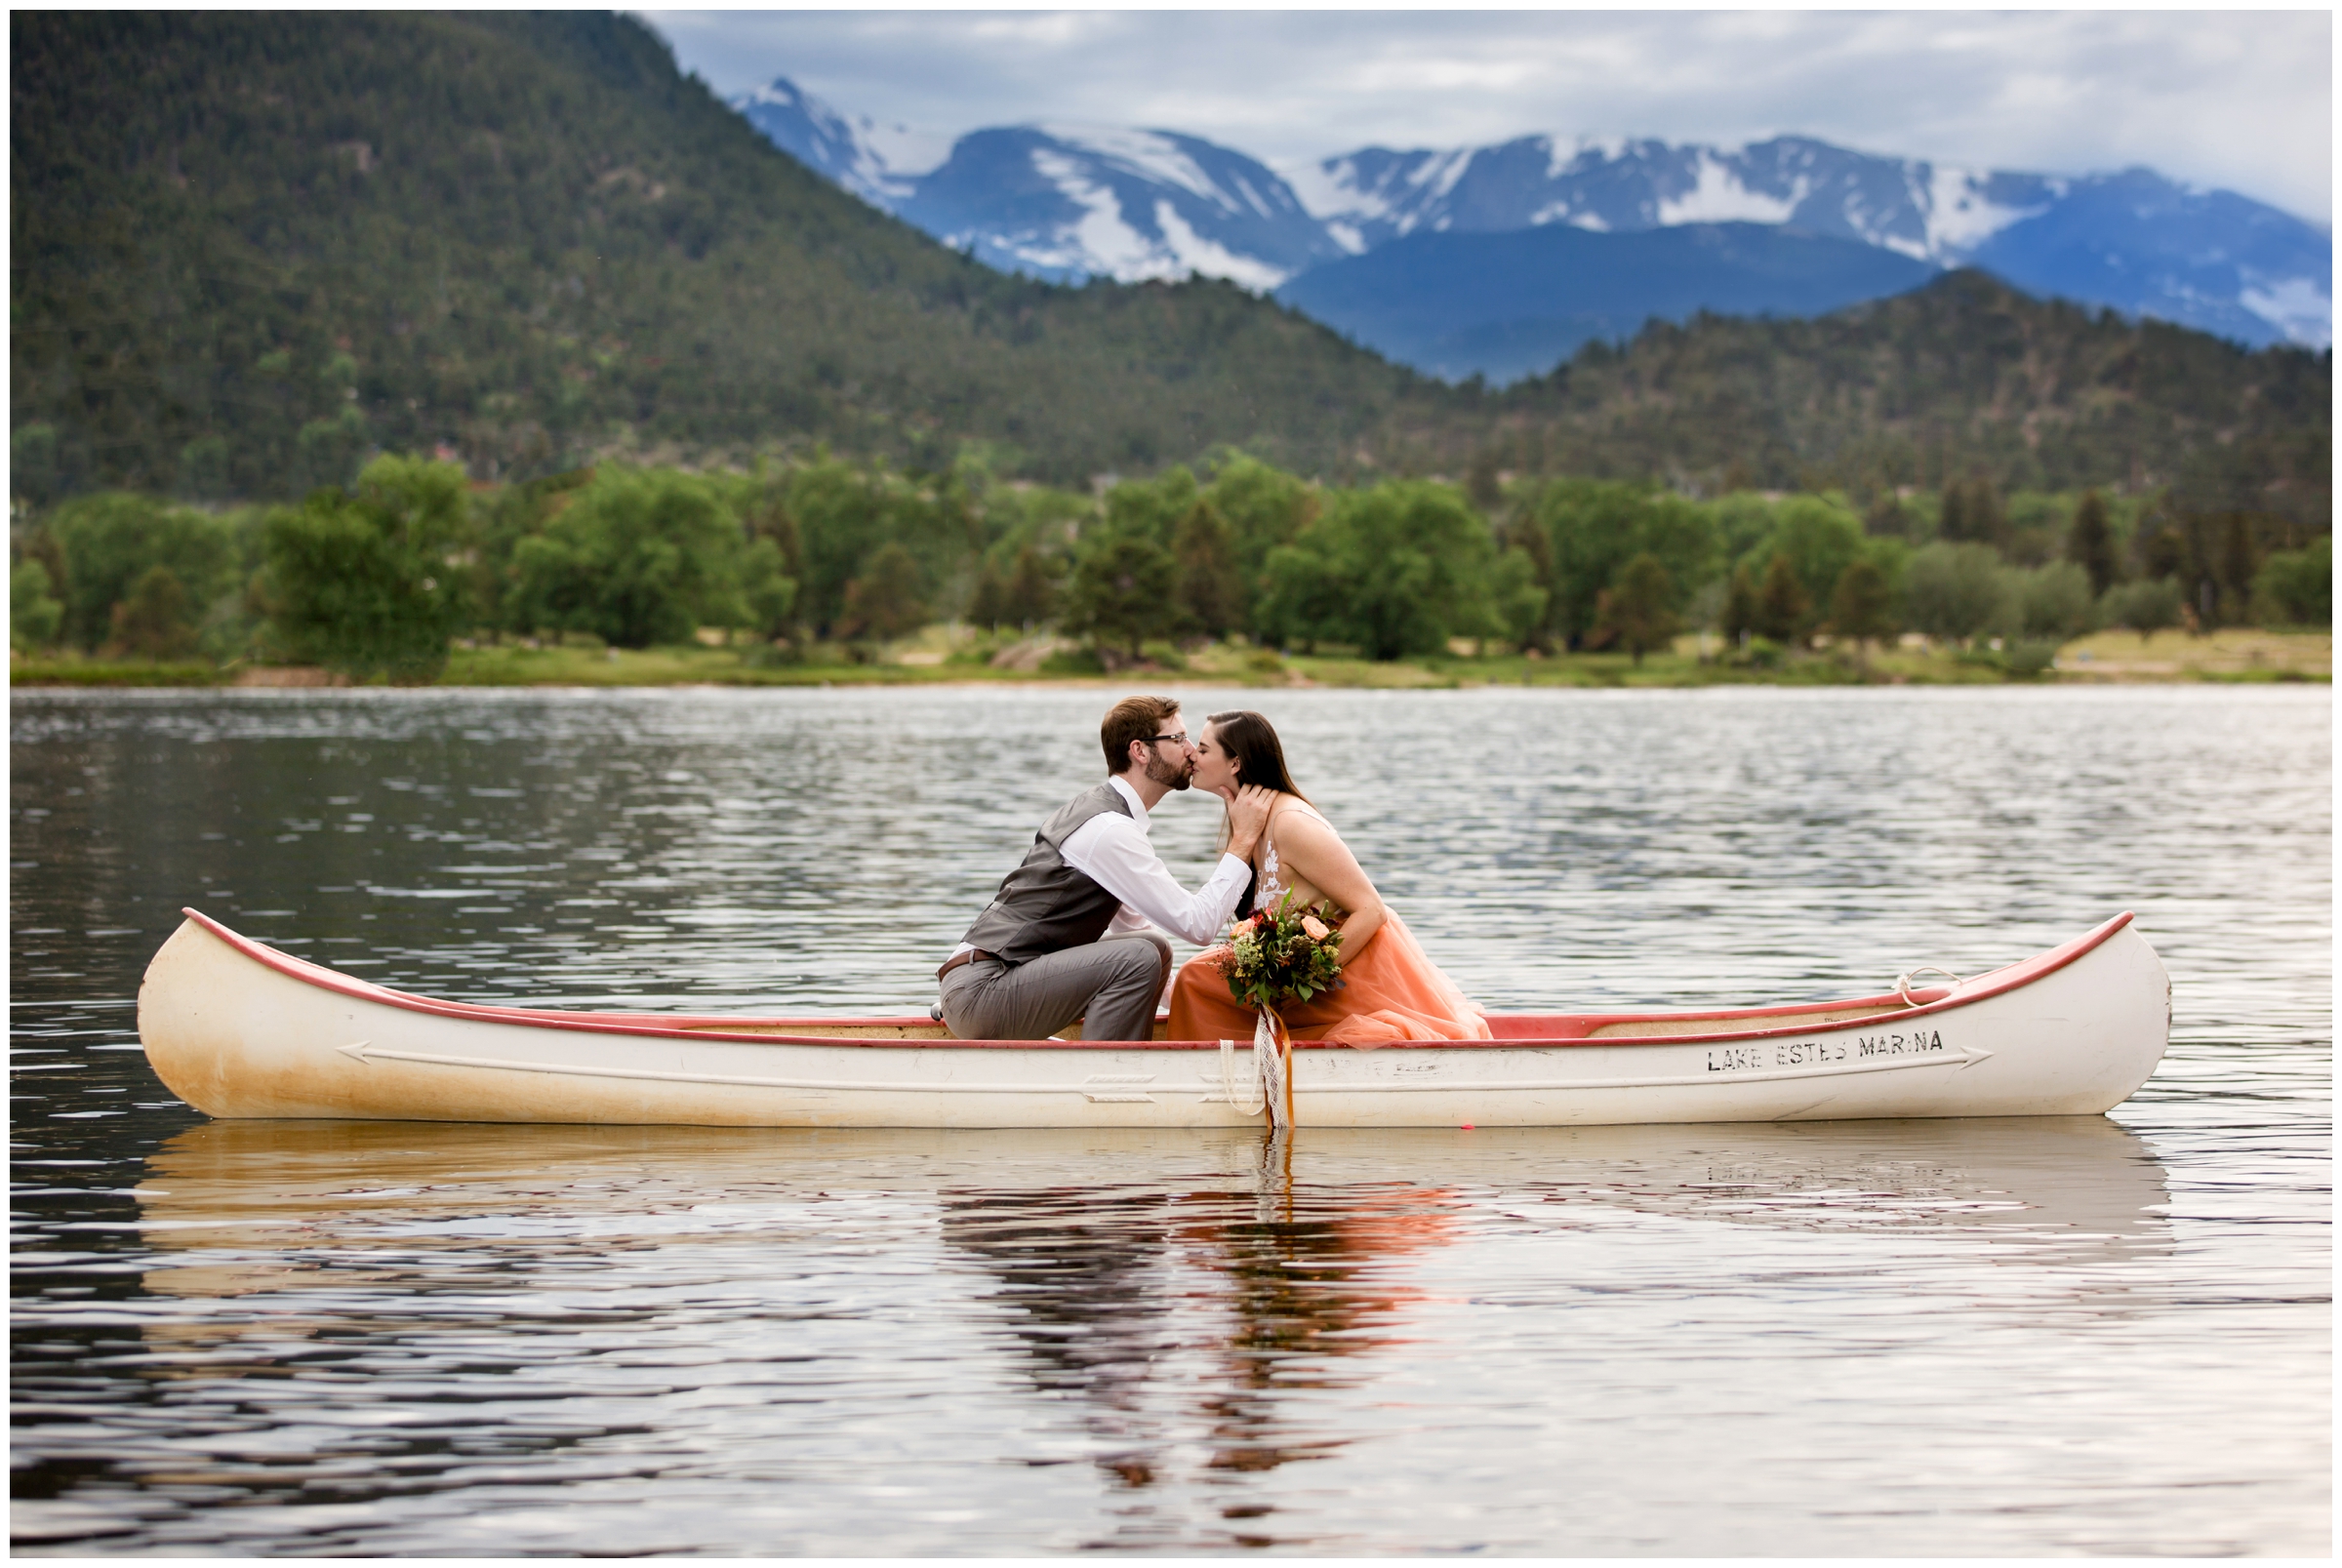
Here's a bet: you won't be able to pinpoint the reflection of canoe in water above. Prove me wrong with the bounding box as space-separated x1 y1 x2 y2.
139 908 2170 1130
132 1117 2174 1306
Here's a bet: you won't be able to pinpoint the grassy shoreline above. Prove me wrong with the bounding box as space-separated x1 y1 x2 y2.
12 629 2329 691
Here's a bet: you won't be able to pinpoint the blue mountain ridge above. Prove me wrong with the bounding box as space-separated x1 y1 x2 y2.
1968 170 2333 350
1304 135 2061 261
1276 222 1940 382
728 76 2332 382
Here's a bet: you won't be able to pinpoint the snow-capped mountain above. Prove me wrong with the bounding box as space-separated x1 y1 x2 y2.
1290 135 2061 263
727 77 2332 370
731 78 1339 288
898 125 1344 288
1293 135 2331 353
731 78 950 206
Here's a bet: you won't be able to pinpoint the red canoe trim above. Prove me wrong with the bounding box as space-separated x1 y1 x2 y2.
175 906 2135 1052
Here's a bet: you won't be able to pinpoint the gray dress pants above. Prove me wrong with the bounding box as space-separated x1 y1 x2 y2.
939 932 1173 1042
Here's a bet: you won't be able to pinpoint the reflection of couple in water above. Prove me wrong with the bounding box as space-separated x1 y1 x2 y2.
939 1157 1463 1494
938 696 1489 1046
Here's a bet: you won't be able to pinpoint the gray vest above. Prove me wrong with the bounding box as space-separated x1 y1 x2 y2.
960 782 1134 964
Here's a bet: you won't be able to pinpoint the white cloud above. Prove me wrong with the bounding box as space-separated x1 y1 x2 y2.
639 9 2333 223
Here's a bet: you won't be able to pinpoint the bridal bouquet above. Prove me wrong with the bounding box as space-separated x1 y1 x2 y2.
1225 893 1344 1012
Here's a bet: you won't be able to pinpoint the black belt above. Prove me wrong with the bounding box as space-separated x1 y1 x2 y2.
936 948 1000 984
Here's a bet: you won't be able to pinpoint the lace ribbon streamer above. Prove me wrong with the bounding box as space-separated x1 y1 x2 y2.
1217 1015 1294 1128
1255 1008 1292 1131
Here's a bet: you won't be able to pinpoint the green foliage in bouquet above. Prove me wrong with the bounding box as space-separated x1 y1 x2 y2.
1225 893 1345 1012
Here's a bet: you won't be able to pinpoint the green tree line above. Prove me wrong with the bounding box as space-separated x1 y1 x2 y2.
13 449 2328 676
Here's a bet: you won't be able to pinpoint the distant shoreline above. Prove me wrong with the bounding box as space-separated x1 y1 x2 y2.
11 629 2328 692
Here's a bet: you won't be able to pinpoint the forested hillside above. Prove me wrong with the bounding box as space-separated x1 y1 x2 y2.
1482 271 2329 531
10 11 2329 532
10 10 1431 499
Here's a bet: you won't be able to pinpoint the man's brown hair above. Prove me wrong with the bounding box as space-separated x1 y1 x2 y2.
1101 695 1181 773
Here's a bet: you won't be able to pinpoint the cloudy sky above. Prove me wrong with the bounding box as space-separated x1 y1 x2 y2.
638 9 2333 222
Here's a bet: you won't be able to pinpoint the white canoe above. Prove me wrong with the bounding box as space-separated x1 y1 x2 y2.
139 909 2171 1130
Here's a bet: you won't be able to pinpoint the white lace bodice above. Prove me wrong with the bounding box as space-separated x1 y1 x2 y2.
1253 801 1329 911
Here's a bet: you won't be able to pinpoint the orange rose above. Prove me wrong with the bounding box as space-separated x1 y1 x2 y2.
1300 914 1331 942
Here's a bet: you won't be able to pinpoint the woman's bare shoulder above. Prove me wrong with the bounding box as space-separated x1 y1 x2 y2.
1271 798 1343 846
1271 794 1332 826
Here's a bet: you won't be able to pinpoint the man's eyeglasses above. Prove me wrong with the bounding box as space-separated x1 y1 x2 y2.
1147 733 1192 747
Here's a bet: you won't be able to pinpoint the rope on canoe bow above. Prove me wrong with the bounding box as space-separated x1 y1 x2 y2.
1220 1036 1268 1117
1895 965 1963 1006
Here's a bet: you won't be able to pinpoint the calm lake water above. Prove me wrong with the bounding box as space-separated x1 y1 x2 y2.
11 685 2330 1555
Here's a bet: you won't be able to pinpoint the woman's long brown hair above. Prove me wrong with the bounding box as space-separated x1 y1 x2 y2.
1206 709 1310 917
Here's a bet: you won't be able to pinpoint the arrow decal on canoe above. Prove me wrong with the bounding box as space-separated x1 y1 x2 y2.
327 1037 1992 1095
333 1039 1154 1096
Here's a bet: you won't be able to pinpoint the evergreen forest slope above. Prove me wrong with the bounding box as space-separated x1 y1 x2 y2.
11 10 1427 497
1495 272 2329 530
10 10 2329 531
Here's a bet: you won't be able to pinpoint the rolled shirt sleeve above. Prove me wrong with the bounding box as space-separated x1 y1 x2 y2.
1061 807 1251 946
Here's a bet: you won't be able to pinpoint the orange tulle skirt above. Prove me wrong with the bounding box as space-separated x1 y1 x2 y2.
1166 910 1492 1049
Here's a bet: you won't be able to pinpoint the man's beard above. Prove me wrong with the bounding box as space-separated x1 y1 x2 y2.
1144 751 1192 790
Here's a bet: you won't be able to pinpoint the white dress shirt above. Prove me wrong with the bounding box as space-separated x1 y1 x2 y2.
952 776 1251 960
1064 777 1252 945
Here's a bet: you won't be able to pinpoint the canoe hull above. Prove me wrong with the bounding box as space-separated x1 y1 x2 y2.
139 911 2172 1129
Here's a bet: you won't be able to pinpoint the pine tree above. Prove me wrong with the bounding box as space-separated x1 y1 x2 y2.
2067 489 2117 596
1595 552 1679 664
1937 475 2008 548
1720 562 1761 643
1002 543 1060 630
2137 520 2188 583
1828 558 1897 652
1171 500 1244 638
2218 513 2259 623
1969 475 2008 549
1755 554 1810 644
1063 529 1177 660
1504 519 1559 651
839 542 929 641
1935 481 1970 543
104 565 200 658
1465 447 1504 514
968 558 1009 630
